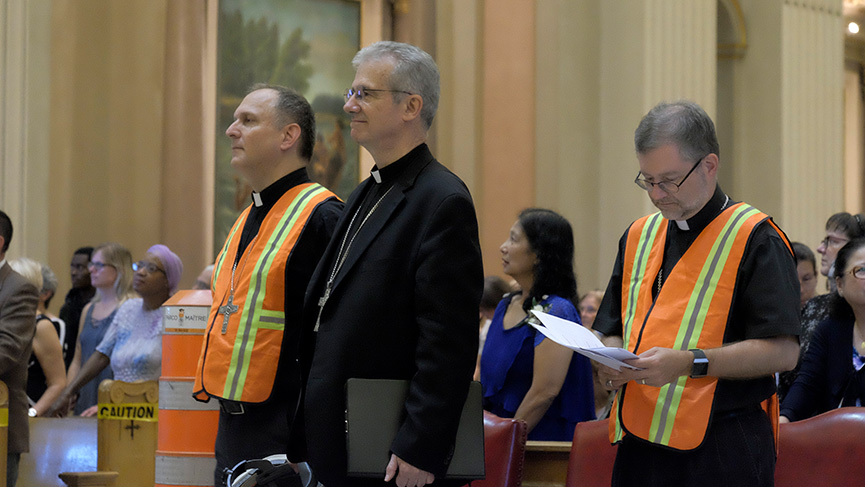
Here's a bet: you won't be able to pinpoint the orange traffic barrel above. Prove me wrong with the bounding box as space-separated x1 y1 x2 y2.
155 290 218 487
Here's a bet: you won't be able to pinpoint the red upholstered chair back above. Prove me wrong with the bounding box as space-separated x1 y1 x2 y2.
562 408 865 486
775 407 865 486
565 419 617 487
466 412 527 487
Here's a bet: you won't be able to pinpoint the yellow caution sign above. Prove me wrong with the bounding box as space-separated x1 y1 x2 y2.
98 403 158 422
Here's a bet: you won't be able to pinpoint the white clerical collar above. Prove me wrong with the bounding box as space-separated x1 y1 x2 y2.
252 192 263 207
0 258 5 269
674 194 728 231
371 166 382 184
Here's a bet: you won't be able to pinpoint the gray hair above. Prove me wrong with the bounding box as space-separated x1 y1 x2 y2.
8 257 43 290
634 100 720 162
40 264 59 295
353 41 440 129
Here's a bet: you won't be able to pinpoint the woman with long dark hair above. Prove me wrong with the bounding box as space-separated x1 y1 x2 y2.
480 208 595 440
780 213 865 400
781 237 865 422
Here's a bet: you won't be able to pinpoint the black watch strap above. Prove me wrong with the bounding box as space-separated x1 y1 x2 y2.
689 348 709 378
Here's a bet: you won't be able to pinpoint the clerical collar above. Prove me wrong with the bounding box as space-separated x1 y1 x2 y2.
369 143 427 184
0 258 6 270
250 167 310 208
674 185 731 233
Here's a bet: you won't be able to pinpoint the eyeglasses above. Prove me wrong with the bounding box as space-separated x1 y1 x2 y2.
844 265 865 280
87 262 115 271
344 87 413 103
819 236 849 249
634 157 705 194
132 261 165 274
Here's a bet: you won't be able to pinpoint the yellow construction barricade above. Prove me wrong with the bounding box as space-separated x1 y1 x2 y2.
96 380 158 486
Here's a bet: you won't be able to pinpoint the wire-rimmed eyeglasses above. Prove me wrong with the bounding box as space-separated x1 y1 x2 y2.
344 87 413 103
132 261 165 274
843 265 865 280
634 156 705 194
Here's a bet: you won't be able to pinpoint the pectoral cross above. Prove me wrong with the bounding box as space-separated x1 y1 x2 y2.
219 293 239 334
314 283 332 332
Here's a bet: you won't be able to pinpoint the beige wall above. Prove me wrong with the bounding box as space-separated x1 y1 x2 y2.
535 0 602 290
2 0 856 308
45 0 213 303
1 0 52 265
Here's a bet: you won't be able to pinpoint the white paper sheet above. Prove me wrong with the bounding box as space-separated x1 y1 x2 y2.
529 310 642 371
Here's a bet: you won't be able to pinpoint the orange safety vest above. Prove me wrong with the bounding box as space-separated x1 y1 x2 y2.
193 182 335 403
609 202 785 450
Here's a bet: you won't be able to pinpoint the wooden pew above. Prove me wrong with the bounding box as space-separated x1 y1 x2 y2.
523 440 570 487
18 417 97 487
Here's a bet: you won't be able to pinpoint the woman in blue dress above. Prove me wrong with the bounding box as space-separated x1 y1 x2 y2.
480 208 595 441
66 242 134 415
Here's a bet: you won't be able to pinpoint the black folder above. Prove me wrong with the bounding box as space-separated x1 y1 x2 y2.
345 378 485 480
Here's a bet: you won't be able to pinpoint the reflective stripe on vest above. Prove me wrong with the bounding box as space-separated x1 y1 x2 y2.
610 203 770 450
194 183 335 403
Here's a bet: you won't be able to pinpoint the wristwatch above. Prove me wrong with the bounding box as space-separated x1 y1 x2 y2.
28 407 37 418
689 349 709 378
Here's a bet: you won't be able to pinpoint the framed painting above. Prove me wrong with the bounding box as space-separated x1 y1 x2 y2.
213 0 363 253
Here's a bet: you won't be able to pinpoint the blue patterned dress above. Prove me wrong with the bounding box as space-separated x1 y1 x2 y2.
480 293 595 440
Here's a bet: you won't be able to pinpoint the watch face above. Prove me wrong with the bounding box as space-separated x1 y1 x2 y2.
690 349 709 378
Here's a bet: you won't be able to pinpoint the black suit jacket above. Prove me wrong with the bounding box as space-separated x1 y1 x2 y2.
780 313 865 421
0 262 39 454
301 144 483 486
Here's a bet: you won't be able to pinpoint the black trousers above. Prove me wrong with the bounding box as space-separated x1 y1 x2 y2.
612 407 776 487
214 398 301 487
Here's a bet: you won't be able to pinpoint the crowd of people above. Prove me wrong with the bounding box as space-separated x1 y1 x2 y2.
0 40 861 487
0 216 185 487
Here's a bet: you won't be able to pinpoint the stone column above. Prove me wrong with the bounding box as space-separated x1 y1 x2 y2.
729 0 843 283
477 0 537 276
161 0 215 284
597 0 717 277
0 0 51 262
779 0 844 243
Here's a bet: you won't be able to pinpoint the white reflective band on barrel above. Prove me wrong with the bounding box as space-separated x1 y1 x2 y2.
159 380 219 411
155 454 216 486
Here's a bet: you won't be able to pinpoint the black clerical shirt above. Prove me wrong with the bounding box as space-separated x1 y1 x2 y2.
594 185 800 413
353 143 425 225
235 167 343 399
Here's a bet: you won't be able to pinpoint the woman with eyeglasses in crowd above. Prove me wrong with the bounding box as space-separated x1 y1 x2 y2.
45 244 182 417
778 213 865 401
63 242 134 415
781 238 865 422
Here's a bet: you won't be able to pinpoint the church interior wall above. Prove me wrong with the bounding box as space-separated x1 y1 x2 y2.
0 0 859 307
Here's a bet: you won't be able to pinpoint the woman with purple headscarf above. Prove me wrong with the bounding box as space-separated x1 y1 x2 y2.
45 244 183 417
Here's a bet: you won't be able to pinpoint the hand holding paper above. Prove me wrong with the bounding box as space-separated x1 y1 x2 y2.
529 310 641 371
